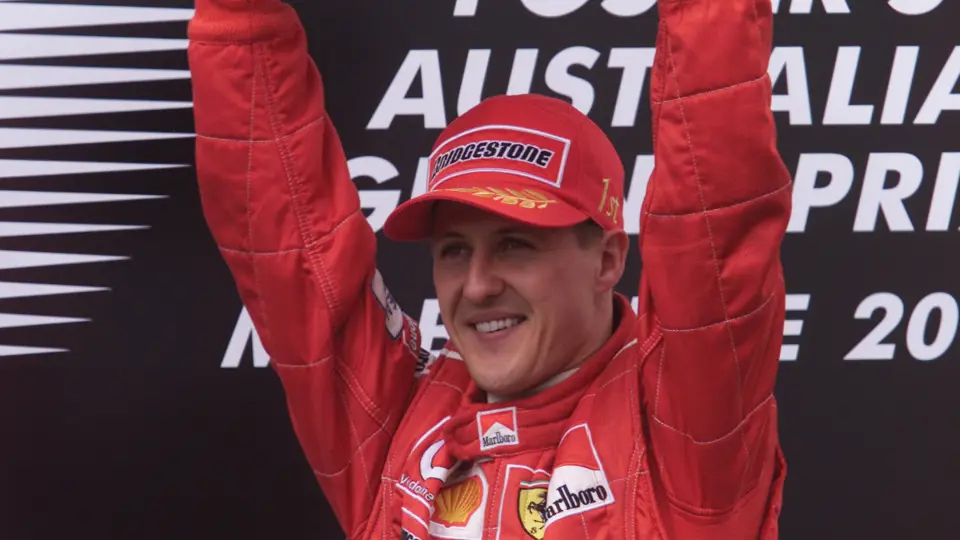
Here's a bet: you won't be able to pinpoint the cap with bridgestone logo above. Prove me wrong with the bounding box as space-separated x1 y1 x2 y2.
382 94 626 242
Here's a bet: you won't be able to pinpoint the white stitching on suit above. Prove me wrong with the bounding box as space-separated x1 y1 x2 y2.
196 115 325 143
664 29 752 477
644 181 791 218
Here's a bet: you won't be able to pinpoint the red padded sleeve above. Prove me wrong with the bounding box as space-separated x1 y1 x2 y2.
188 1 425 535
636 0 791 536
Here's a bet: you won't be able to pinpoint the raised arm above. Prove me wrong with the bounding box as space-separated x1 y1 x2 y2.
636 0 791 535
188 1 424 535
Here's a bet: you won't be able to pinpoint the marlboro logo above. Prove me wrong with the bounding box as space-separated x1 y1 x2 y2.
540 424 615 530
477 407 519 451
541 483 610 521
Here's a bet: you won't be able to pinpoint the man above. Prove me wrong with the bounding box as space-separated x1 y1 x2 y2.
188 0 791 538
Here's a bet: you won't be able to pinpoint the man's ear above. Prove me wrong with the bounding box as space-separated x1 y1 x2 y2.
596 229 629 292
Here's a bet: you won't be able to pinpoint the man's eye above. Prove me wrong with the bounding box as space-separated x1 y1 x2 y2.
439 244 468 259
501 238 533 251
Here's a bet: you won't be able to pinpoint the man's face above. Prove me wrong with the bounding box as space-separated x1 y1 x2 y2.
429 202 626 398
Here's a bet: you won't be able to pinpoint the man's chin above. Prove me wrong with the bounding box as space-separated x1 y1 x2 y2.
457 329 537 393
463 353 528 395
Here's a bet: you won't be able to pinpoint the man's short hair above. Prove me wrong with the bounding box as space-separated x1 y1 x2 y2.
573 219 604 248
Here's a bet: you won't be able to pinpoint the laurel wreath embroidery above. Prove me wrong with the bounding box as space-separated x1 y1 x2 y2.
443 187 558 209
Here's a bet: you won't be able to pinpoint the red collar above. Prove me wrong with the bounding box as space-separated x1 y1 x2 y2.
442 294 636 462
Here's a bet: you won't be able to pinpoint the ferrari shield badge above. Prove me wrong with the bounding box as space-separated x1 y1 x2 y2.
518 487 548 539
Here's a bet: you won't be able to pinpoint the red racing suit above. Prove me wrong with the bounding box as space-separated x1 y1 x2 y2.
188 0 791 538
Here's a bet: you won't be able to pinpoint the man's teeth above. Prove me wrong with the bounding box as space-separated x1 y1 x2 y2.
474 317 523 334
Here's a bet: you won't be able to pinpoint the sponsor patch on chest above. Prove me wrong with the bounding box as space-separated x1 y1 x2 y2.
396 418 491 540
477 407 520 451
541 470 612 522
540 424 615 528
491 424 614 539
401 529 421 540
397 420 615 538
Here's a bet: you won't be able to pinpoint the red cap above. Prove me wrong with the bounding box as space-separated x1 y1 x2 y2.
382 94 625 241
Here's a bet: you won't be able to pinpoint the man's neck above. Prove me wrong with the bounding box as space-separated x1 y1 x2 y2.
486 366 580 403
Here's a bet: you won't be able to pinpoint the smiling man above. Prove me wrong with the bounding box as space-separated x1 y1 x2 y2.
188 0 792 538
399 96 634 401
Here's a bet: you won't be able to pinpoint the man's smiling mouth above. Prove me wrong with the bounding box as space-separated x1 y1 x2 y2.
473 317 526 334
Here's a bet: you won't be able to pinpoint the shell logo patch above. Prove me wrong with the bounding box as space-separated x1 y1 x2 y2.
428 463 490 539
433 476 483 528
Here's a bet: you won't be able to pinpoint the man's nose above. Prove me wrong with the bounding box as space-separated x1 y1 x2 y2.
462 252 504 303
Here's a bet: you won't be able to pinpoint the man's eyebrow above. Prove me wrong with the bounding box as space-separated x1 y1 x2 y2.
495 226 539 236
434 230 465 241
432 225 539 241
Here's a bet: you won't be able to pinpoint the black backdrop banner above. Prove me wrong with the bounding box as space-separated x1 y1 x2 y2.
1 0 957 538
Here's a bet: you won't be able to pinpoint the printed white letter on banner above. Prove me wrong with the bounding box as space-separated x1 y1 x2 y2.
545 47 601 114
781 294 811 362
881 47 919 125
845 293 904 361
521 0 590 18
521 0 653 18
608 48 655 128
768 47 813 125
906 293 958 361
507 49 539 95
854 153 923 232
222 307 270 368
368 50 446 130
915 47 960 125
624 155 654 235
419 299 448 356
788 153 854 233
824 47 874 125
454 0 653 17
453 0 480 16
772 0 850 13
350 156 402 233
889 0 943 15
599 0 655 17
458 49 491 116
925 154 960 231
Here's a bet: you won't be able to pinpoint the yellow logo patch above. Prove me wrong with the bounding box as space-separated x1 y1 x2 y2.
433 476 483 528
517 487 548 539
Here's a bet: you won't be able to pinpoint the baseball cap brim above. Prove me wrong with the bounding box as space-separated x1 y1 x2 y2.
382 175 589 242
